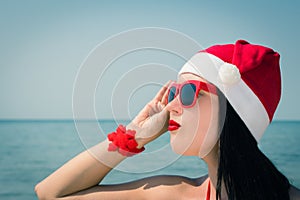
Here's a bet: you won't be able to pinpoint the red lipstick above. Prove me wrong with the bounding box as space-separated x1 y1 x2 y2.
168 120 181 131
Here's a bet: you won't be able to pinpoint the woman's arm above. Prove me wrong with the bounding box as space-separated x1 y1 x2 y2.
35 139 127 199
35 81 171 200
35 141 191 200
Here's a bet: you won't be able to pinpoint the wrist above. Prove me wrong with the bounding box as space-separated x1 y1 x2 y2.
107 124 145 157
126 123 146 149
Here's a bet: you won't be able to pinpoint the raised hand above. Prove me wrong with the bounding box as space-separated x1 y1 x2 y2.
127 81 172 148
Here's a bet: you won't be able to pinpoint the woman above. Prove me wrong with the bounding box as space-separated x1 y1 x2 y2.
35 40 300 199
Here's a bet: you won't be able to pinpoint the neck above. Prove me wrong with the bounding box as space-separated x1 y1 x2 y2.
202 142 228 200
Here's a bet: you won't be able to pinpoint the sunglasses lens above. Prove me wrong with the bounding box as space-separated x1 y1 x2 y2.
181 83 196 106
168 86 177 103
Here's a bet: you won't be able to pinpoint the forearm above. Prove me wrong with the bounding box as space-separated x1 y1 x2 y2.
35 139 126 199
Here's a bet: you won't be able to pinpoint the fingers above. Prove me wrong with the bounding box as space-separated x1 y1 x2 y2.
154 80 173 103
135 81 173 123
161 84 170 106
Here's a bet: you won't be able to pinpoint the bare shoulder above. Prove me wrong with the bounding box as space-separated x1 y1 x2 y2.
63 174 209 200
125 174 209 200
290 185 300 200
131 174 207 188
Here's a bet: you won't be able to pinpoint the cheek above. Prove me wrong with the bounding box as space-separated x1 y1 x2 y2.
198 95 220 157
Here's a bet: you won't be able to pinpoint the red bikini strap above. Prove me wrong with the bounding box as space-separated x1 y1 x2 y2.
206 180 211 200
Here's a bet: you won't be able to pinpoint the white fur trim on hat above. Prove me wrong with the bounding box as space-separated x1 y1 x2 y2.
178 52 269 142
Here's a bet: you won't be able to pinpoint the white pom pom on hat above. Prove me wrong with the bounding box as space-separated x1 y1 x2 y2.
178 40 281 142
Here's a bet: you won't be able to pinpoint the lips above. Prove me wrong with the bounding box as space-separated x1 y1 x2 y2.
168 120 181 131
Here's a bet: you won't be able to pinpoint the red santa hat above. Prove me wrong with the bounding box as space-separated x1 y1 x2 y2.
178 40 281 141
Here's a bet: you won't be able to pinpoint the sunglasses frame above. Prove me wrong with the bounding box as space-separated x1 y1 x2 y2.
167 80 217 108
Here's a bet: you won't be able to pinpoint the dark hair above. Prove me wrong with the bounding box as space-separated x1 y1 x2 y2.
216 100 290 200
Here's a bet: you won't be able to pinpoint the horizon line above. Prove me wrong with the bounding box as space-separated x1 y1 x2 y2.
0 118 299 123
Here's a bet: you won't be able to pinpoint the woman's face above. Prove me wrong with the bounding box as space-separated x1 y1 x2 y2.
165 73 220 157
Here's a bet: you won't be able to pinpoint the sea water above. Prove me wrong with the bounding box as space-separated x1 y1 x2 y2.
0 120 299 200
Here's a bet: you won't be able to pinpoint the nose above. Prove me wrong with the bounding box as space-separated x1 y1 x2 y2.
165 96 183 116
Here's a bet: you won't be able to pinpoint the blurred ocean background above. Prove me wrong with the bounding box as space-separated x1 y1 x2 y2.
0 120 299 200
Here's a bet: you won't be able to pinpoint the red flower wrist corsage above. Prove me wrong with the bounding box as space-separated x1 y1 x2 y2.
107 125 145 157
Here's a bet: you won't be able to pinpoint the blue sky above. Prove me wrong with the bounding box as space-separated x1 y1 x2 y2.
0 1 299 120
